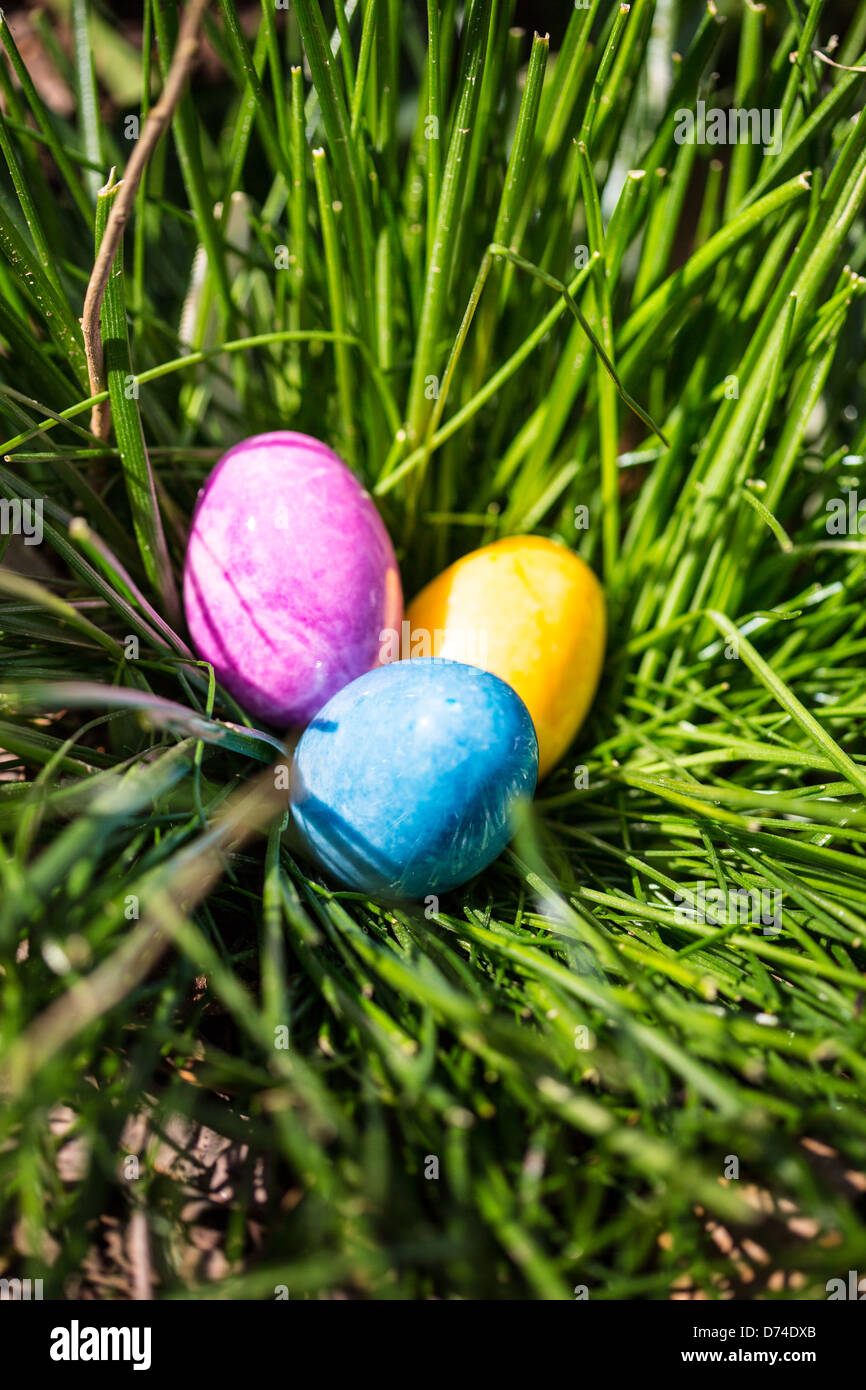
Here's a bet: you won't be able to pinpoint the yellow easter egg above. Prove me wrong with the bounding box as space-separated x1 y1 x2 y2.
405 536 605 778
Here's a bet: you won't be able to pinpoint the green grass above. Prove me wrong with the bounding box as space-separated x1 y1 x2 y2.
2 0 866 1300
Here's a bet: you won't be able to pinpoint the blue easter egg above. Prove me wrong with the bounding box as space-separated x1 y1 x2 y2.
289 658 538 898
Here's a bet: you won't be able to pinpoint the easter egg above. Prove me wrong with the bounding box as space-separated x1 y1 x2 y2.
405 536 605 778
184 432 402 727
289 658 538 898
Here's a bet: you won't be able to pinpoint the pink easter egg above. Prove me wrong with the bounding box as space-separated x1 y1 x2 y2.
183 432 402 726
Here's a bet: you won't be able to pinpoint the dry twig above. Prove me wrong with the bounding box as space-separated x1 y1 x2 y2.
81 0 211 437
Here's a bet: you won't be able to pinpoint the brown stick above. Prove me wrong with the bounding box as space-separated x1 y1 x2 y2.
81 0 211 438
128 1208 154 1301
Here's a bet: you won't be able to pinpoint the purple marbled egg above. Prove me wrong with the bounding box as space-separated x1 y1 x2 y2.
183 432 402 727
